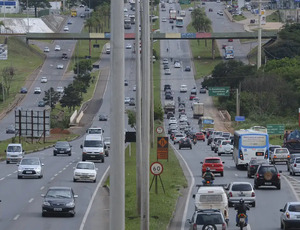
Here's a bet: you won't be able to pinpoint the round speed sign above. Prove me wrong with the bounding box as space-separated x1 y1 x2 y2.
150 162 163 175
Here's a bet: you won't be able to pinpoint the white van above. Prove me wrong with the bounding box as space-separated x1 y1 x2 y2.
193 186 229 222
81 134 105 162
87 127 104 138
5 143 25 164
105 43 110 54
180 10 186 17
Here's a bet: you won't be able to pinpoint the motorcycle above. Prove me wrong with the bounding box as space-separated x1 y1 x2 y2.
202 178 214 186
237 213 247 230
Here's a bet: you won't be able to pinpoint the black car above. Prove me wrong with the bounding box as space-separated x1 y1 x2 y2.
164 84 171 91
53 141 72 156
20 87 28 94
254 164 281 189
6 125 15 134
42 187 77 217
129 98 135 106
163 64 169 70
124 80 129 86
99 114 108 121
184 66 191 71
187 209 227 229
38 100 45 107
179 138 192 150
247 158 269 178
165 93 173 100
167 112 174 119
199 88 206 94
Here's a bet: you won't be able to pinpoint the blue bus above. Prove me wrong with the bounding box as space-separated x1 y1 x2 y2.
233 129 269 169
176 17 184 27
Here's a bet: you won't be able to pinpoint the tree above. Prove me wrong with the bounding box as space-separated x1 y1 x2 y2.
73 59 92 75
127 110 136 129
20 0 51 17
43 87 60 109
191 8 211 46
84 18 94 33
2 66 15 96
60 84 83 111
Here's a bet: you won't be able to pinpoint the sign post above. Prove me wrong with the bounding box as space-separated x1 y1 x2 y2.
149 162 165 194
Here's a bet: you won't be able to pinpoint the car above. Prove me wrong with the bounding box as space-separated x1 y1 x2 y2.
62 53 68 59
226 182 256 207
184 66 191 71
164 84 171 91
174 61 181 68
214 138 224 153
67 20 72 24
199 88 206 94
99 114 108 121
217 140 233 156
53 141 72 156
126 43 132 49
163 64 169 70
209 8 213 12
217 10 224 16
42 187 78 217
124 80 129 86
44 47 50 52
34 87 41 94
170 129 179 140
168 117 177 125
228 38 233 42
179 121 189 131
167 112 174 119
189 94 196 100
269 144 281 156
190 88 197 95
270 147 290 164
133 85 136 91
168 124 178 135
73 161 97 183
162 17 167 22
129 97 135 106
247 158 269 178
195 132 205 141
179 114 188 122
80 13 86 18
178 105 185 113
187 209 227 230
173 133 186 144
85 7 89 11
188 7 193 11
79 4 84 7
288 153 300 172
169 19 174 23
124 8 128 12
201 157 224 176
41 76 47 83
57 64 64 69
289 157 300 175
64 26 69 31
254 164 281 189
165 92 173 100
193 97 200 103
211 137 225 151
179 138 192 149
180 84 188 93
20 87 28 94
38 100 46 107
17 157 44 179
162 58 169 65
280 202 300 230
124 97 131 104
56 86 64 93
164 68 171 75
6 125 15 134
54 45 61 51
104 137 111 149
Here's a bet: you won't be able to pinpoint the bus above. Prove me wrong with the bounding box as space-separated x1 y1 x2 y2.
176 17 184 27
233 130 269 169
71 9 77 17
224 46 234 59
198 116 214 132
169 9 176 19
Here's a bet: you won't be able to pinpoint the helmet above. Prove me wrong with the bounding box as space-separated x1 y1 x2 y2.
239 199 244 204
206 167 210 172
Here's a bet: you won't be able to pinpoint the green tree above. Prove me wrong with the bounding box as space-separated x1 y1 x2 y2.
20 0 51 17
43 87 60 109
73 59 92 75
2 66 15 96
84 18 94 33
60 84 83 111
191 8 211 46
127 110 136 129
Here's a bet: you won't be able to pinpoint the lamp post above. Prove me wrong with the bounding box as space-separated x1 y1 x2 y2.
27 0 29 32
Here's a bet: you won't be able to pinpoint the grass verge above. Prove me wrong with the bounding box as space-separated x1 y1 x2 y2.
266 10 281 22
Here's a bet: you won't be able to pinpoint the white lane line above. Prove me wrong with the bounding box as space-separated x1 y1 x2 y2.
79 166 110 230
7 174 11 177
50 177 54 181
282 175 300 201
13 215 20 220
28 198 34 203
40 186 45 190
13 171 17 173
235 174 238 177
247 224 252 230
0 178 4 181
59 171 62 174
63 167 66 171
54 174 58 177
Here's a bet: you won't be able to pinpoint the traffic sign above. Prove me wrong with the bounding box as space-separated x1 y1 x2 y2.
235 116 245 122
208 87 230 96
156 126 164 134
267 124 285 135
157 137 168 160
150 162 164 175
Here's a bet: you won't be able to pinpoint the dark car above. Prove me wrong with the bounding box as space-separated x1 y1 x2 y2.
62 53 68 60
6 125 15 134
169 19 174 23
179 138 192 150
20 87 28 94
199 88 206 94
129 98 136 106
164 84 171 91
247 158 269 178
38 100 45 107
99 114 108 121
254 164 281 189
124 80 129 86
190 88 197 95
165 93 173 100
184 66 191 71
167 112 174 119
42 187 78 217
187 209 227 229
53 141 72 156
163 64 169 69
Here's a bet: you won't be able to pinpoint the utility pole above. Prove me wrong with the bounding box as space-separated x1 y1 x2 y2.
109 0 125 229
150 0 154 148
257 0 262 69
141 0 150 229
135 0 142 216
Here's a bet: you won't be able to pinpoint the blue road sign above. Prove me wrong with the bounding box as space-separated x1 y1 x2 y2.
235 116 245 121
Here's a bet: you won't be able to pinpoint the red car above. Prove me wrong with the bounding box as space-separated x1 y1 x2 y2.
189 94 196 100
195 132 205 141
201 157 224 177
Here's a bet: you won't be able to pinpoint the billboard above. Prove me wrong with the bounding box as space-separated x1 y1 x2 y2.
0 44 7 60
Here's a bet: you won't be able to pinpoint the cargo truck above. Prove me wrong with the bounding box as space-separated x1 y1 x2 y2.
193 102 204 119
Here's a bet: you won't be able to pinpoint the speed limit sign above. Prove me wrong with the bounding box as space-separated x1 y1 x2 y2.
150 162 163 175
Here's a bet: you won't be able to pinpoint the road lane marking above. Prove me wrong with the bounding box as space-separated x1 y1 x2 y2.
13 215 20 220
0 178 4 181
29 198 34 203
40 186 45 190
13 171 17 173
63 167 66 170
235 174 238 177
7 174 11 177
54 174 58 177
50 177 54 181
59 170 62 174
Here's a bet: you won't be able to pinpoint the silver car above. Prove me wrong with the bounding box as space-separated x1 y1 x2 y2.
226 182 256 207
17 157 44 179
289 157 300 176
280 202 300 229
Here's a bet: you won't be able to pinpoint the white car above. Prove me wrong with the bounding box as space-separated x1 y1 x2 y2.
173 133 186 144
179 115 188 122
126 44 132 49
64 26 69 31
280 202 300 229
217 140 233 156
162 58 168 65
226 182 256 207
162 17 167 22
73 161 97 183
40 77 47 83
124 97 131 104
133 85 136 91
54 45 61 51
164 69 171 75
104 137 111 149
289 157 300 175
124 8 128 12
57 64 64 69
44 47 50 52
34 87 41 94
174 61 181 68
180 84 188 93
217 10 224 16
17 157 44 179
168 117 177 125
56 86 64 93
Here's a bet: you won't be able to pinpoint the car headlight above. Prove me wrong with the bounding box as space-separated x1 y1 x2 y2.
66 201 75 207
43 201 50 206
67 148 71 151
54 148 57 151
35 168 41 172
75 172 81 176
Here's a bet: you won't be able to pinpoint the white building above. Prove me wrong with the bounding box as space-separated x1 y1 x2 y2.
0 0 20 14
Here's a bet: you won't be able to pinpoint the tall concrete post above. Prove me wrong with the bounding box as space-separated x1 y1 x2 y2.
141 0 150 229
109 0 125 229
257 1 262 69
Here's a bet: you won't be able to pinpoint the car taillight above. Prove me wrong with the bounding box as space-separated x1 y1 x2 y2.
256 174 259 179
286 212 290 219
228 192 232 197
220 145 222 148
294 164 297 167
250 165 255 168
277 173 280 179
240 152 244 160
222 223 226 230
251 192 255 197
193 223 197 230
274 155 277 158
287 155 290 158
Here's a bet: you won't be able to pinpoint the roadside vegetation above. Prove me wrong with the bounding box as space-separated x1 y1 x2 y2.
266 10 281 22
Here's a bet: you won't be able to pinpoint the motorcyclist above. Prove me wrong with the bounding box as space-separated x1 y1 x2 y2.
234 198 250 226
202 167 215 184
193 135 197 145
172 25 174 30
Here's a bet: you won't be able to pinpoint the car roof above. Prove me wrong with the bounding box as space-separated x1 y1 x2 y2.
197 186 225 193
48 186 72 190
230 181 252 185
204 157 221 160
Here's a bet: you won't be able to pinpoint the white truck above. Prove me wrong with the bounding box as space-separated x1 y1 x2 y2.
193 102 204 119
164 100 175 114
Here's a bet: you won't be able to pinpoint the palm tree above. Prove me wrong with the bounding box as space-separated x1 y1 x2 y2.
85 18 94 33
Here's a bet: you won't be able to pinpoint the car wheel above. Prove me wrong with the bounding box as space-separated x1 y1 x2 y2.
68 153 71 156
82 158 86 161
42 212 47 217
218 153 221 156
247 172 251 178
214 149 217 153
290 170 292 175
283 222 288 230
254 183 258 189
277 183 281 190
39 175 43 179
292 171 295 176
17 175 22 179
54 153 57 156
179 146 181 150
93 179 96 183
190 146 192 149
73 178 77 182
102 158 105 163
6 160 10 164
70 213 75 217
252 201 256 207
220 172 224 177
228 202 232 207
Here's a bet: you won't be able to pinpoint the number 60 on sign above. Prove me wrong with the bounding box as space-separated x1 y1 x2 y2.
150 162 164 175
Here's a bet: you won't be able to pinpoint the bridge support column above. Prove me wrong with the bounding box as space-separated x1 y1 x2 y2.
212 39 215 60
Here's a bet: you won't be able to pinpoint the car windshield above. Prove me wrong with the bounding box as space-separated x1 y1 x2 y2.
259 166 277 174
222 141 231 145
46 189 72 199
88 129 102 134
288 204 300 212
84 140 103 147
21 159 39 165
76 163 95 170
296 158 300 163
232 183 252 191
196 213 223 224
275 149 288 153
205 159 220 163
7 146 21 152
55 142 70 148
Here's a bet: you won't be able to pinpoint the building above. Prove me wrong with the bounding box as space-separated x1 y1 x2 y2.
0 0 20 14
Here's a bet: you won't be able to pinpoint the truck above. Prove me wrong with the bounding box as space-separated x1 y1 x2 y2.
193 102 204 119
71 9 77 17
164 100 175 114
224 46 234 59
169 9 176 20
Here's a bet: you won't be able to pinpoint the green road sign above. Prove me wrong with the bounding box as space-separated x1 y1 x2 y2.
208 87 230 96
267 124 285 135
